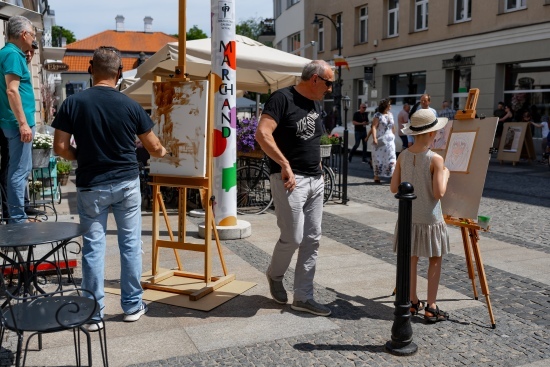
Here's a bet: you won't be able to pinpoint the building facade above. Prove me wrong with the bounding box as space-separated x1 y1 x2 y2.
275 0 550 131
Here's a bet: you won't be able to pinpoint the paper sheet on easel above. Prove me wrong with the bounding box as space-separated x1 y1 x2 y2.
441 117 498 219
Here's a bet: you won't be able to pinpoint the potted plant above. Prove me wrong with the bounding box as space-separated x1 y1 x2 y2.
28 180 43 201
32 133 54 168
56 159 72 186
320 133 341 157
236 117 263 159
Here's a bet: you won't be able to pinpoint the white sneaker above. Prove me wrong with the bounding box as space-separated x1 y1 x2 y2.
123 302 148 322
85 321 104 332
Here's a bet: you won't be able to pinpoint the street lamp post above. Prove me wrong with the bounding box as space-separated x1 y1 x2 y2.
341 95 351 204
312 13 342 126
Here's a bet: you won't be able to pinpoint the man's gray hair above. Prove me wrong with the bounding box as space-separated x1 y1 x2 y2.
7 15 33 40
92 46 123 78
301 60 331 81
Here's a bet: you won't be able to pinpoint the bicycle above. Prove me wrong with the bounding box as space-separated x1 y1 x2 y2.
236 155 273 215
322 163 335 204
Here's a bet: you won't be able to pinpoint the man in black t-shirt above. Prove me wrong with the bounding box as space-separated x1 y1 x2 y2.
52 47 166 331
256 60 332 317
349 103 369 163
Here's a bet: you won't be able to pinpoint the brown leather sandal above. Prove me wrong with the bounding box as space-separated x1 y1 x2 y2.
424 305 449 323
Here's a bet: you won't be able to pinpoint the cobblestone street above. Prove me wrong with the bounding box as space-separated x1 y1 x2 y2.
131 156 550 367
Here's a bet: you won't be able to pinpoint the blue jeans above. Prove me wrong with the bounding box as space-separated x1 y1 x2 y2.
77 176 143 318
268 173 324 302
350 130 368 160
2 127 35 223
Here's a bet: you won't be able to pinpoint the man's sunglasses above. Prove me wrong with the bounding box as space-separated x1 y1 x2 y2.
317 74 333 88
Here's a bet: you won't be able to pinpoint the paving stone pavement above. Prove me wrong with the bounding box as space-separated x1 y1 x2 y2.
1 156 548 366
127 157 549 367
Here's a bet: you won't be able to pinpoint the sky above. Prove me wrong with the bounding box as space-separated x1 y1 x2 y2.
47 0 273 40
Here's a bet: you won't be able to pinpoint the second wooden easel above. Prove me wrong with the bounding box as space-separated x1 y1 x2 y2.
142 73 235 301
445 216 496 328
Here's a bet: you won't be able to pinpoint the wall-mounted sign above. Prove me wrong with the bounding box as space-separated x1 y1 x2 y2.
364 66 374 81
44 62 69 72
442 55 475 69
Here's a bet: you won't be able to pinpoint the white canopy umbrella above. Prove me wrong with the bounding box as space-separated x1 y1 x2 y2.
134 35 311 94
120 78 154 109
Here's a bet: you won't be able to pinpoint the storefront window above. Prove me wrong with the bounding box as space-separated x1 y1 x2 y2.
388 71 426 105
504 61 550 133
452 68 471 111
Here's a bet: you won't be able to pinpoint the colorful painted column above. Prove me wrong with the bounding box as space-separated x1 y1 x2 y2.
211 0 237 226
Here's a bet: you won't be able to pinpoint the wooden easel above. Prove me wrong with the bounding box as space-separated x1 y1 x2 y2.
444 216 495 328
455 88 479 120
141 73 235 301
497 122 537 165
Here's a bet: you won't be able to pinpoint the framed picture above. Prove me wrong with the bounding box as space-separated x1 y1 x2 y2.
502 126 522 152
444 130 477 173
430 119 454 153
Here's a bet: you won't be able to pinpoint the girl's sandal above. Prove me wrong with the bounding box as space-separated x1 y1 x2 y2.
424 305 449 323
410 300 424 315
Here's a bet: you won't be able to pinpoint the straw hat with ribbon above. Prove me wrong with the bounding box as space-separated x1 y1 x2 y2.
401 108 448 136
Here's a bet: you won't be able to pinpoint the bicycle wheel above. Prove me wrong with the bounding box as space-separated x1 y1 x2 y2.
236 165 273 214
322 165 335 204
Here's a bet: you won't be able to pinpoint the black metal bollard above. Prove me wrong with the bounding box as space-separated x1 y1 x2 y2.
385 182 418 356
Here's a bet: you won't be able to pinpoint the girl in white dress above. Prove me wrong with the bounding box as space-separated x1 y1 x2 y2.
390 109 451 323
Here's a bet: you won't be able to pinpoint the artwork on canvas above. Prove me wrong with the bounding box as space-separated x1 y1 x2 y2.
502 126 522 152
444 130 477 173
150 80 208 177
430 120 454 151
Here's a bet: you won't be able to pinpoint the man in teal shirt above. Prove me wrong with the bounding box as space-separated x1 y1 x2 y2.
0 15 36 223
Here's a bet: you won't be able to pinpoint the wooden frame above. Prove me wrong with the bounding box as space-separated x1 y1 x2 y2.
496 122 536 165
444 129 478 174
141 74 235 301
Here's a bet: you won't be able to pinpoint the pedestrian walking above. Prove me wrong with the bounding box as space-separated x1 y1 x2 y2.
349 103 369 163
255 60 332 316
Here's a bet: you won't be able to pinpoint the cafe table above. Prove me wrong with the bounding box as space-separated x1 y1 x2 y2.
0 222 89 296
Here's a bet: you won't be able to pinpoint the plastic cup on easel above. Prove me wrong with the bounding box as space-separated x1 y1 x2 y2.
478 215 491 230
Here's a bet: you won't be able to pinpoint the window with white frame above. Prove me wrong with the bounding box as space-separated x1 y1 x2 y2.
388 0 399 37
288 32 300 53
287 0 299 8
359 6 368 44
415 0 428 31
505 0 526 12
318 20 324 52
275 0 282 17
455 0 472 22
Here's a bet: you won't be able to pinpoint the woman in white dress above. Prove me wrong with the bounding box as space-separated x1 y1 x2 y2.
371 99 396 183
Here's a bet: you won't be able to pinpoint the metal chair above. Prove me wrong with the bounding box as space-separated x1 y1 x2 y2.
0 269 108 367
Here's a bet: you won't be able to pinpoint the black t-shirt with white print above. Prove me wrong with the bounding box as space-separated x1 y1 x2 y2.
262 86 323 176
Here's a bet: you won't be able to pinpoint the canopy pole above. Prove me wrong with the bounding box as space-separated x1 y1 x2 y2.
176 0 188 79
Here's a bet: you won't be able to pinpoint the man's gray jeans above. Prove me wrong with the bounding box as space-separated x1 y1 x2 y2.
267 172 324 302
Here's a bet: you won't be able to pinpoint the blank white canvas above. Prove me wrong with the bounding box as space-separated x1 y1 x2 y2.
150 80 208 177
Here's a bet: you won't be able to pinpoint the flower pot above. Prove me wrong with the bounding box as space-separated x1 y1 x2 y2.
57 172 70 186
320 145 332 158
32 148 52 168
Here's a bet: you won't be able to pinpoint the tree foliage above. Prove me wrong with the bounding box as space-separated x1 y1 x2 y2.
236 17 263 41
186 25 208 40
51 25 76 46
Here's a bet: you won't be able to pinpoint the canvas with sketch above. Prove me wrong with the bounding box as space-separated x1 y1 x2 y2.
444 131 477 173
